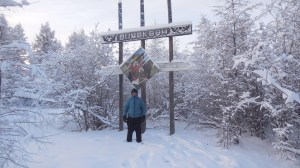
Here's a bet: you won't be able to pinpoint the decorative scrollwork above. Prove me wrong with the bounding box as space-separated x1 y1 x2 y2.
170 25 191 35
103 35 117 43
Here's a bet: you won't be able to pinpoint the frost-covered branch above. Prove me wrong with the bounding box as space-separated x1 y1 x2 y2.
0 40 32 53
254 69 300 104
281 146 300 155
0 0 29 8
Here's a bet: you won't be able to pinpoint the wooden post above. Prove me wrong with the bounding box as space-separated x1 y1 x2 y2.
118 0 124 131
168 0 175 135
140 0 146 103
0 68 1 98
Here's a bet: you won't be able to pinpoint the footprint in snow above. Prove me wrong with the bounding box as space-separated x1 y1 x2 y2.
181 149 192 156
122 159 134 168
140 152 152 167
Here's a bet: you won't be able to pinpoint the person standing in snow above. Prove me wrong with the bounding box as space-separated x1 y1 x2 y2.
123 88 146 143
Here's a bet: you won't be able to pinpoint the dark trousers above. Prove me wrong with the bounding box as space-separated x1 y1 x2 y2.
127 117 142 142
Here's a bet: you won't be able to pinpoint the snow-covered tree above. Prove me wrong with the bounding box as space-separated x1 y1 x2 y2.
179 17 223 130
0 14 9 42
32 22 62 57
212 0 264 146
145 38 169 122
231 0 300 156
0 0 29 8
42 27 117 131
189 0 264 147
66 29 88 50
260 0 300 157
9 23 26 41
0 3 47 167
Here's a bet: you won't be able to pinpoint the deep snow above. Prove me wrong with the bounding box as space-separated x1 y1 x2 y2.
26 112 297 168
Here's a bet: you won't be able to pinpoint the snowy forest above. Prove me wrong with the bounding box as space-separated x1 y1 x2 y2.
0 0 300 167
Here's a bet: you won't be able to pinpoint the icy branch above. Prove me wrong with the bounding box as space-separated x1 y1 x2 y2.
88 109 116 128
282 146 300 155
0 40 32 55
254 69 300 104
0 0 29 8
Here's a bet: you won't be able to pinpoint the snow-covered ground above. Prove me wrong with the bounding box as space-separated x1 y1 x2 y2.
25 111 298 168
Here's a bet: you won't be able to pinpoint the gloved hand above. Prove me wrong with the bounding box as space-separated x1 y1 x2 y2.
123 116 127 123
141 116 146 122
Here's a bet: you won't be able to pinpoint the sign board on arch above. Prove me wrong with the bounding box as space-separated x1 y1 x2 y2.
101 21 192 44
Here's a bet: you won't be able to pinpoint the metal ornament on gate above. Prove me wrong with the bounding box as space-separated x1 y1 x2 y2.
120 47 160 90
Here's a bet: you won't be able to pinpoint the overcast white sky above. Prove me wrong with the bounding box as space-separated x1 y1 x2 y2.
6 0 266 50
5 0 220 46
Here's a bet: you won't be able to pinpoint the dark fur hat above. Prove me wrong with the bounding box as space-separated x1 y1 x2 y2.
131 88 138 94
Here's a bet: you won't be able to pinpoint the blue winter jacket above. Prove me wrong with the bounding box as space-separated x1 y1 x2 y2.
123 96 146 118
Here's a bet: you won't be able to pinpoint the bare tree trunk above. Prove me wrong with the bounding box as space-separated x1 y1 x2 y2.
83 109 89 131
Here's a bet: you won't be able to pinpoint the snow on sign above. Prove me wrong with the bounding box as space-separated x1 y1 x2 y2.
101 21 192 43
120 47 160 89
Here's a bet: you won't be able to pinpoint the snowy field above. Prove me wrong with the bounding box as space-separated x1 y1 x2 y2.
26 113 297 168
